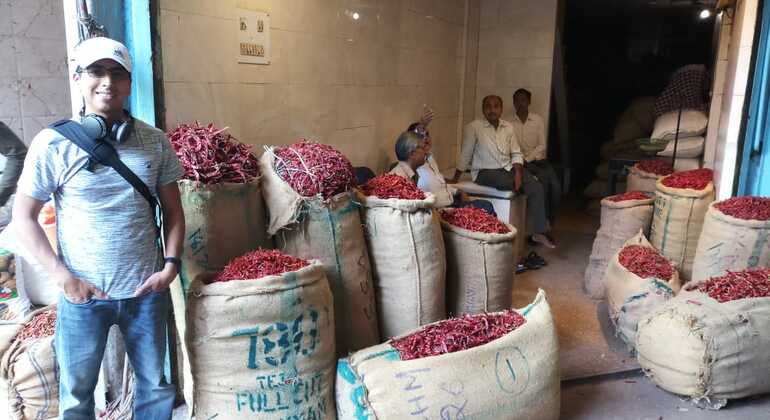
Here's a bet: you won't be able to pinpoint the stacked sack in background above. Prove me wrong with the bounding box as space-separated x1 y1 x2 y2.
692 197 770 283
187 250 336 420
440 207 516 315
167 122 272 407
1 306 58 420
626 160 674 194
650 168 715 281
604 230 680 348
649 109 707 171
336 290 560 420
358 174 445 339
636 268 770 408
584 191 655 298
261 140 379 354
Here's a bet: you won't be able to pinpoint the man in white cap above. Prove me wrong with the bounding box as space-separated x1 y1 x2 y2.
13 37 184 419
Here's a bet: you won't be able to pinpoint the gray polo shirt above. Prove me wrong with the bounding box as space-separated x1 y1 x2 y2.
17 119 183 299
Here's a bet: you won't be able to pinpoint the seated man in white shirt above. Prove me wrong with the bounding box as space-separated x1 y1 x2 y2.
407 122 495 215
513 88 561 228
389 130 426 183
451 95 555 248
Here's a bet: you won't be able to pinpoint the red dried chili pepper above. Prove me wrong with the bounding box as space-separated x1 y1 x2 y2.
618 245 675 281
697 268 770 303
636 160 674 176
439 207 510 234
167 122 259 184
391 309 527 360
212 249 310 283
360 174 426 200
661 168 713 190
273 140 356 199
607 191 651 203
16 309 57 342
713 196 770 221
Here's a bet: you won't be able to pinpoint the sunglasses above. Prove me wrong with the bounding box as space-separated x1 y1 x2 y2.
79 65 131 81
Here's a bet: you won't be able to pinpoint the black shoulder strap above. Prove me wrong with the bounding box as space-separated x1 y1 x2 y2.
49 120 162 236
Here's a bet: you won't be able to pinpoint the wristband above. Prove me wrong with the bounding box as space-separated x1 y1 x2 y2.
164 257 181 273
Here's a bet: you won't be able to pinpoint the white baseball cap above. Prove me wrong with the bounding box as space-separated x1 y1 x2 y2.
74 37 132 73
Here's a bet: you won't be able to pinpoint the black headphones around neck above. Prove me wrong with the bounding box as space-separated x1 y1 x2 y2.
80 110 132 143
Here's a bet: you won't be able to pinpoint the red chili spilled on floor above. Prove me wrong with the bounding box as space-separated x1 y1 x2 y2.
16 309 57 342
212 249 310 283
167 122 260 184
636 160 674 176
360 173 426 200
439 207 510 234
391 309 527 360
697 268 770 303
273 140 356 199
661 168 713 190
607 191 651 203
618 245 675 281
713 196 770 221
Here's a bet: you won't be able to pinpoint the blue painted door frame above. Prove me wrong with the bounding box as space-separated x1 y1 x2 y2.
738 0 770 195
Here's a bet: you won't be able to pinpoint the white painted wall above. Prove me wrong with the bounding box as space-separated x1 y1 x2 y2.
0 0 71 145
475 0 557 137
160 0 472 173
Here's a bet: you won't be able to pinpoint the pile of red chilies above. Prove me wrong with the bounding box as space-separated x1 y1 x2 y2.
391 309 527 360
636 160 674 176
697 268 770 303
618 245 674 281
439 207 510 234
167 122 259 184
607 191 651 203
360 174 426 200
212 249 310 283
661 168 713 190
714 196 770 221
16 309 56 342
273 140 356 199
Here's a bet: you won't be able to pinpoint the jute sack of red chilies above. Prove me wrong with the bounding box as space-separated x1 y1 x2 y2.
0 306 58 420
636 277 770 408
584 193 654 298
187 261 336 420
357 191 446 339
649 173 715 281
335 290 559 420
627 165 662 194
260 151 379 355
604 230 681 349
691 199 770 283
440 213 516 316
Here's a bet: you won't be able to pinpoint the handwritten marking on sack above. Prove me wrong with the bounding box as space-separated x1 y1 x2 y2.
494 346 530 396
232 309 319 369
394 368 468 418
234 370 327 417
188 228 206 257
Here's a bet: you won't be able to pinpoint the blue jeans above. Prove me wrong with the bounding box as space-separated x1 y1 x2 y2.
56 291 175 420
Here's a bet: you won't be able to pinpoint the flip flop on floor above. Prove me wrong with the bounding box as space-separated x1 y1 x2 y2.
516 260 528 274
525 251 547 269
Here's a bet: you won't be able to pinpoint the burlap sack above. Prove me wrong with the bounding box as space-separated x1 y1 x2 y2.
626 166 661 194
188 262 336 420
171 179 272 409
440 217 516 316
260 149 379 355
604 231 681 348
650 178 715 281
584 195 654 298
636 286 770 405
335 289 560 420
358 192 446 339
0 306 58 420
691 202 770 283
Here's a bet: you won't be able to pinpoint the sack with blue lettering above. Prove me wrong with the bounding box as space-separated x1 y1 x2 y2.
335 289 560 420
691 201 770 283
187 260 336 420
260 151 380 356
